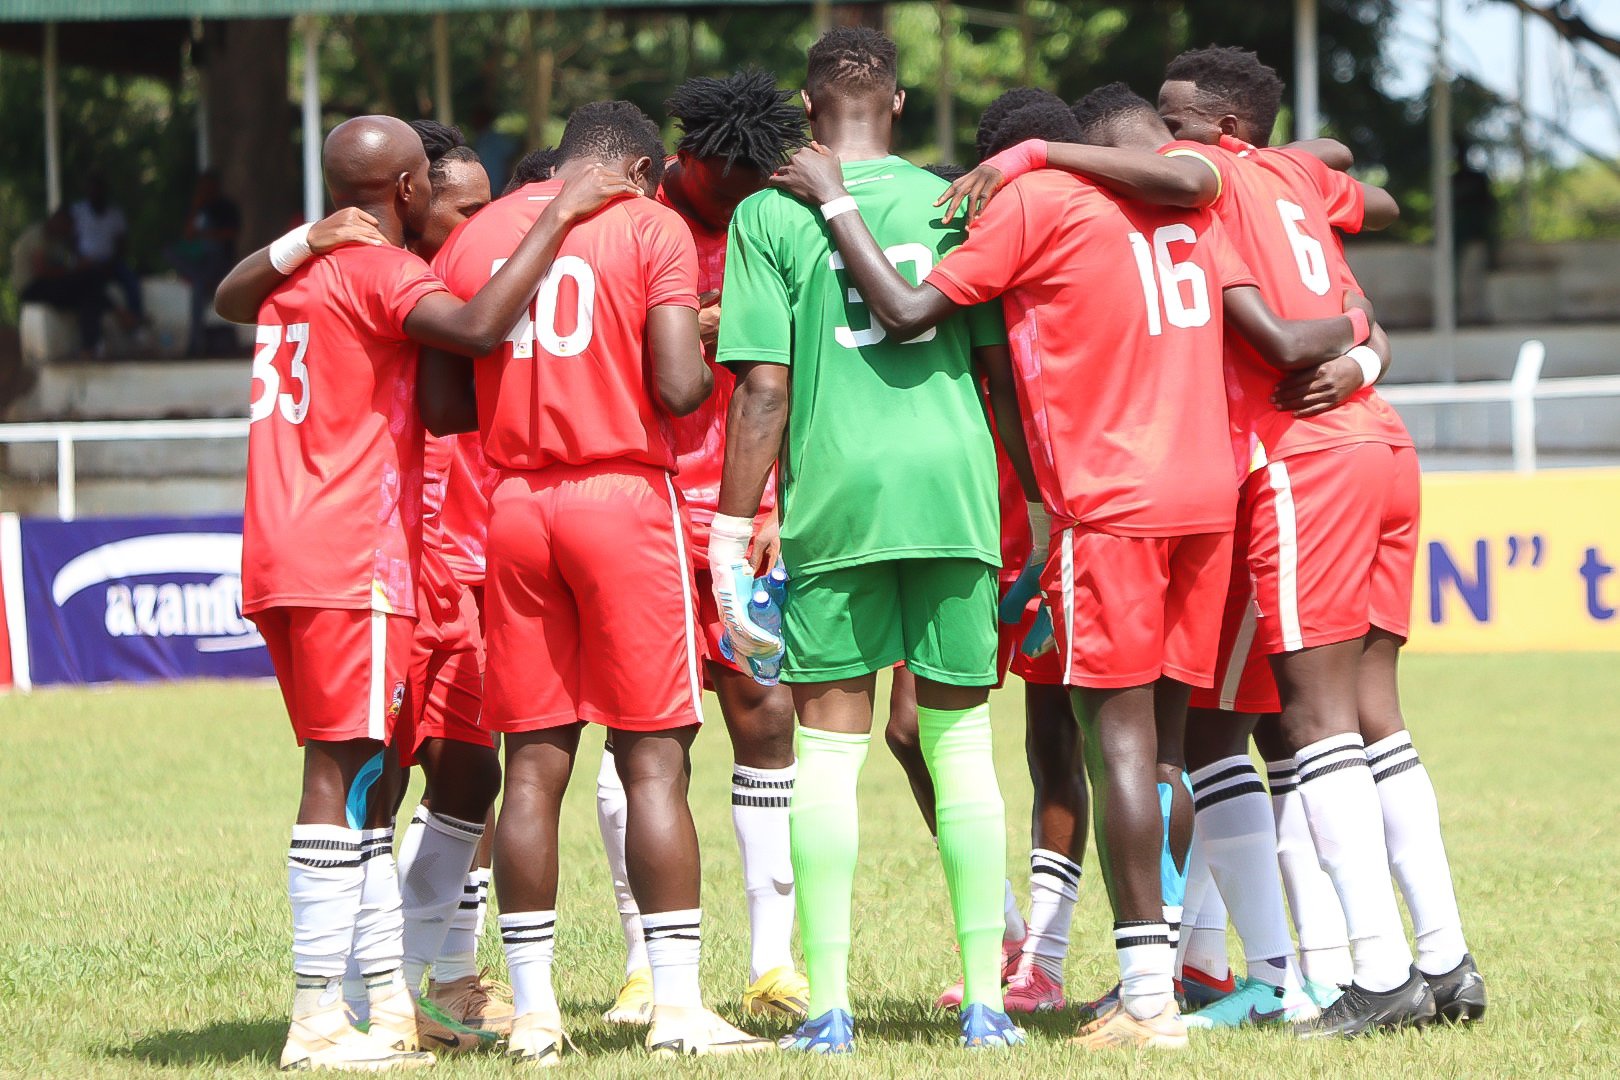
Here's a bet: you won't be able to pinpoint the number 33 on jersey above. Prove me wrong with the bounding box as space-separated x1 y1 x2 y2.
241 243 444 618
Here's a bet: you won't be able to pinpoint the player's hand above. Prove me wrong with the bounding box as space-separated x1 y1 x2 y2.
749 511 782 576
769 142 847 206
936 164 1006 226
307 207 388 253
548 163 643 224
998 555 1043 624
698 290 721 350
1272 355 1364 418
1021 603 1055 658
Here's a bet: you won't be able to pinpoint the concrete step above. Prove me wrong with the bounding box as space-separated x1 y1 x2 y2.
1383 323 1620 384
1 434 247 480
1390 395 1620 453
5 358 247 421
0 475 243 518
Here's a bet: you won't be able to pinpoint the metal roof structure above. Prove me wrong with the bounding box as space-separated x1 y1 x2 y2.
0 1 819 21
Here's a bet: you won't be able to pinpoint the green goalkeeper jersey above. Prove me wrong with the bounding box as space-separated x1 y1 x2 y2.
717 155 1003 576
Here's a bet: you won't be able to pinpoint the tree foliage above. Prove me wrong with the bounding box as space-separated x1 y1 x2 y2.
1 0 1613 323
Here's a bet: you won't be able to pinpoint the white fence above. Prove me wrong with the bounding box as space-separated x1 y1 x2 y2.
1377 340 1620 474
0 339 1617 520
0 418 248 521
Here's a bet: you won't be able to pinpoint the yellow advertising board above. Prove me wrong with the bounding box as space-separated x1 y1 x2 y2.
1409 468 1620 652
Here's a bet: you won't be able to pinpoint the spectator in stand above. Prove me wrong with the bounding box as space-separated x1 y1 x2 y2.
165 169 242 356
71 174 144 330
11 207 111 356
469 105 518 195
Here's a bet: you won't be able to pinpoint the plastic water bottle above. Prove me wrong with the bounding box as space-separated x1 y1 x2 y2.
746 589 785 687
762 562 788 606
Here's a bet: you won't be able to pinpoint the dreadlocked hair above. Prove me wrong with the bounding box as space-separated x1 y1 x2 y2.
974 87 1064 163
1164 45 1284 144
1071 82 1161 147
805 26 897 101
923 162 968 183
666 67 807 177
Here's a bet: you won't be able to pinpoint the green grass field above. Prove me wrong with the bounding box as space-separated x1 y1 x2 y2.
2 653 1617 1077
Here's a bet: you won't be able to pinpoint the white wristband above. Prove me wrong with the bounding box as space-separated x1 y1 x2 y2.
1026 499 1053 551
268 223 314 275
1347 345 1381 389
820 196 858 222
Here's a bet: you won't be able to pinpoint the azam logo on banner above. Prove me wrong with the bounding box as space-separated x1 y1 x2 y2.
50 533 263 653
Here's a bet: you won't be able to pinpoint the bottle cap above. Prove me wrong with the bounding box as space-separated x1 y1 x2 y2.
751 589 770 606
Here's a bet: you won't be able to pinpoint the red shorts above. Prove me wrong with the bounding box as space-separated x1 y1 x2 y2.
397 582 491 768
252 606 413 746
1245 442 1420 654
483 462 705 734
1043 527 1231 689
1187 536 1281 714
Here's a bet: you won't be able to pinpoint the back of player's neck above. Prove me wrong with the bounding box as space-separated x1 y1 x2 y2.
811 115 893 165
345 199 405 248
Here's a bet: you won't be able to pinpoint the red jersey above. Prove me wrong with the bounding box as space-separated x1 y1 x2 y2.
422 431 494 587
431 181 700 473
655 177 776 545
929 170 1251 537
241 244 444 616
1163 137 1412 471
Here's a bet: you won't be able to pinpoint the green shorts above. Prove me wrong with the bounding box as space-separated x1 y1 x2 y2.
781 557 998 686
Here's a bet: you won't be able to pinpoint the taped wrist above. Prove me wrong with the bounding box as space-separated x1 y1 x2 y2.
269 223 315 275
708 513 754 566
1347 345 1381 388
983 139 1048 182
1344 305 1371 347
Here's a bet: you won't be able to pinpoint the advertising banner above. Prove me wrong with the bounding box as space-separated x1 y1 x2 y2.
1409 468 1620 653
1 513 271 688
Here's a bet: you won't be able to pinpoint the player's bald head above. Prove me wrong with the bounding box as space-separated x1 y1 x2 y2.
323 115 430 208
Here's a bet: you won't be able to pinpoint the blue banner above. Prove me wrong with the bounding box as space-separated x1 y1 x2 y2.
16 514 272 686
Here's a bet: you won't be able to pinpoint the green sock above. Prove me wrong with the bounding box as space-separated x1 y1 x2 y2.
789 725 870 1018
918 702 1007 1011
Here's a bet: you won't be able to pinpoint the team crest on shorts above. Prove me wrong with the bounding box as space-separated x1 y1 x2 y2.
389 682 406 720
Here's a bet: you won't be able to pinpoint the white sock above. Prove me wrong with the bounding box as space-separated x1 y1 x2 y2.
351 828 406 983
499 911 557 1017
1114 921 1174 1020
292 974 346 1020
1003 877 1027 942
399 808 485 991
342 961 369 1023
435 868 489 984
730 763 797 982
1268 758 1354 987
287 824 365 982
1294 735 1413 992
642 908 703 1009
1022 849 1079 979
1178 838 1230 980
1367 731 1469 975
1163 905 1183 954
596 749 647 975
1191 756 1302 994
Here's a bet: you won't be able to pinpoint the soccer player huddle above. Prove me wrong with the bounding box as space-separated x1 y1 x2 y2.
219 25 1486 1072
